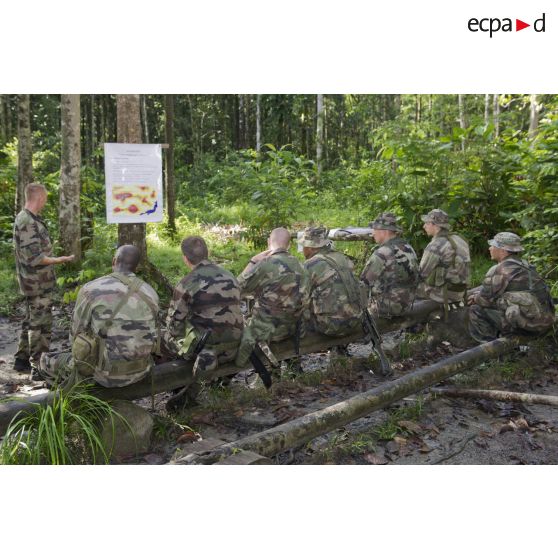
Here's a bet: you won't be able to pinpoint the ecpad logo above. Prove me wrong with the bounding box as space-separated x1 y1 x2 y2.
468 13 546 37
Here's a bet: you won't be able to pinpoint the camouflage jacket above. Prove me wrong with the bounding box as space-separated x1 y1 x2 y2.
238 248 306 321
13 209 56 296
71 271 159 387
165 260 243 355
304 246 362 336
419 231 470 303
476 256 554 312
361 237 418 316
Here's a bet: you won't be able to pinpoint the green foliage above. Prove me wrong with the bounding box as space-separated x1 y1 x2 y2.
0 383 126 465
374 399 424 441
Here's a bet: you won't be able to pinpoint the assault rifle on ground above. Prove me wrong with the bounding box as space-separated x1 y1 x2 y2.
362 309 393 377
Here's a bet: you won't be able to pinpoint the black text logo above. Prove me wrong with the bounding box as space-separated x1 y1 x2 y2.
468 13 546 37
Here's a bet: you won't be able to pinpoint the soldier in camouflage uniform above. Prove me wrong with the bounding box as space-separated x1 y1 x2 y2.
235 227 306 367
301 226 363 337
13 183 75 375
361 212 419 317
417 209 471 306
39 245 159 388
163 236 243 376
468 232 555 343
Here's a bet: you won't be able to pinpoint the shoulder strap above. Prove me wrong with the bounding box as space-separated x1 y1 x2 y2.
317 252 360 304
109 273 158 319
103 273 144 331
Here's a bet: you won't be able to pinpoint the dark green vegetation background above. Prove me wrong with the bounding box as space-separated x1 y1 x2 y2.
1 94 557 313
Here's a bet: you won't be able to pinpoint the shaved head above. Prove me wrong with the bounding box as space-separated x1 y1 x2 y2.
114 244 141 272
25 183 47 202
269 227 291 250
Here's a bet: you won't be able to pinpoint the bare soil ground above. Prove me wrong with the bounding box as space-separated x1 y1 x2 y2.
1 302 557 465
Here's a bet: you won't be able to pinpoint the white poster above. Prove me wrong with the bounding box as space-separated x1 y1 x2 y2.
104 143 164 223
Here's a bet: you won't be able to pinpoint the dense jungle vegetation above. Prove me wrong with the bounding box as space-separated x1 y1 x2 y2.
1 94 557 313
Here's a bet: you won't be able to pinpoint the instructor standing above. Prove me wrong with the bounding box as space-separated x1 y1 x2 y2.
13 183 74 376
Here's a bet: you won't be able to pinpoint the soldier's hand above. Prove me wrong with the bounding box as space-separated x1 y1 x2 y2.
467 293 477 306
57 255 75 264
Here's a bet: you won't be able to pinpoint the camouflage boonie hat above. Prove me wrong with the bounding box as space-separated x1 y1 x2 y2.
369 212 402 233
488 232 524 252
300 226 330 248
421 209 450 229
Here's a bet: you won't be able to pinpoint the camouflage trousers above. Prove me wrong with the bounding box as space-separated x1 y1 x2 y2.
235 312 298 367
417 283 466 305
368 296 412 319
39 351 85 388
468 305 507 343
15 292 53 368
194 346 237 376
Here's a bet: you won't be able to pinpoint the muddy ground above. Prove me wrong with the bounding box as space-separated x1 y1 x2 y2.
1 302 558 465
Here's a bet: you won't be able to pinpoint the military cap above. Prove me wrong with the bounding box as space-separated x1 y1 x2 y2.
488 232 524 252
421 209 450 229
369 212 402 232
300 226 330 248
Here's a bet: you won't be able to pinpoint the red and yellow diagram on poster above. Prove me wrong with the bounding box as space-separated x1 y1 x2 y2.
104 143 164 224
112 185 158 216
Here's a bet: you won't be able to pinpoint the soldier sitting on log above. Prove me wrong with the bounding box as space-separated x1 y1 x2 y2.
468 232 555 343
235 227 307 368
162 236 244 378
39 245 159 388
301 226 363 338
361 212 419 318
417 209 471 310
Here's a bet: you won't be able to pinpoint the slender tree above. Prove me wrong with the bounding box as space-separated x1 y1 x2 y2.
16 94 33 213
484 93 490 126
165 94 176 234
493 94 500 138
528 94 540 141
59 94 82 261
256 94 262 152
458 94 466 151
116 94 147 261
316 94 324 174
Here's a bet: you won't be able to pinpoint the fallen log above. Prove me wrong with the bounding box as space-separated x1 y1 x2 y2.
0 299 444 436
173 337 521 464
430 387 558 407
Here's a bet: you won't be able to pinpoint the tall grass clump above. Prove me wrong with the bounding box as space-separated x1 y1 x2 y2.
0 383 126 465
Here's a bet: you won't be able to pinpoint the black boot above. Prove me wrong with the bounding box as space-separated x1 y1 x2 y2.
13 357 31 372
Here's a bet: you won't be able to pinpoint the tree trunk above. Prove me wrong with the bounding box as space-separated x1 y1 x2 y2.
493 94 500 138
316 94 324 174
116 95 147 262
458 94 466 151
16 94 33 213
89 94 96 166
528 94 540 141
177 337 520 463
431 387 558 407
0 95 7 145
141 94 150 143
256 94 262 152
165 94 176 234
484 93 490 126
59 94 82 261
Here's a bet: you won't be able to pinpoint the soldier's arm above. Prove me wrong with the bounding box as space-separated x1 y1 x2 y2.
419 244 441 280
361 253 384 295
237 262 263 296
165 283 192 339
475 264 511 307
16 221 73 266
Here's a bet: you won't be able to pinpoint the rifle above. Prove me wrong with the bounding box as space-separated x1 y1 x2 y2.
362 309 393 377
191 330 211 362
249 350 273 389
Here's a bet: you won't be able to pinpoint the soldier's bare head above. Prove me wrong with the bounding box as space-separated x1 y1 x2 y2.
181 236 208 268
24 183 48 213
113 244 141 272
268 227 291 250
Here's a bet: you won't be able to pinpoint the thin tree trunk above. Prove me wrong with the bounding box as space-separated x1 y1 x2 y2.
484 94 490 126
256 94 262 152
316 94 324 174
141 94 150 143
458 94 466 151
116 95 147 262
0 95 7 145
493 94 500 138
16 94 33 213
528 94 540 141
431 387 558 407
165 94 176 234
89 94 96 166
59 95 82 261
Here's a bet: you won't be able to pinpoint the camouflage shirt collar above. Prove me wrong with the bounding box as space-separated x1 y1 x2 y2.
382 236 402 247
193 259 212 269
270 248 289 256
24 208 46 225
434 230 450 238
